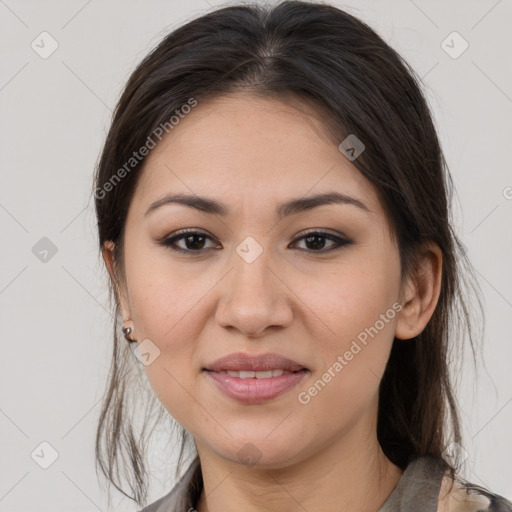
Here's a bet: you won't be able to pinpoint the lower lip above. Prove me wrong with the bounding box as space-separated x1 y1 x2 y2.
205 370 308 404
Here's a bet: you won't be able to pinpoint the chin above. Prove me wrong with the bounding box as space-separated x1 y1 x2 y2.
212 436 305 469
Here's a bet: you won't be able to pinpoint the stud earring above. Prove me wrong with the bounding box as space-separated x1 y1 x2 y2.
122 321 137 343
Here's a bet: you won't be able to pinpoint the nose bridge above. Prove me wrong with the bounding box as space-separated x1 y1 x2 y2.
215 234 292 335
231 234 276 304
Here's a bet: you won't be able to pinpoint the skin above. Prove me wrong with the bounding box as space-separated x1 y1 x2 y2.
103 92 443 512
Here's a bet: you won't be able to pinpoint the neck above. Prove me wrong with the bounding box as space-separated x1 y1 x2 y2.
195 410 404 512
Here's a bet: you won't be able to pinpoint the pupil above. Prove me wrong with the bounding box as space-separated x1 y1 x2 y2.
187 234 205 250
306 235 324 250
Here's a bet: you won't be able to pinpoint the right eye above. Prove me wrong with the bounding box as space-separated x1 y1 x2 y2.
160 229 220 254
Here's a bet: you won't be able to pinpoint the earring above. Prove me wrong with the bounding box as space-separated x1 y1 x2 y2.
122 321 137 343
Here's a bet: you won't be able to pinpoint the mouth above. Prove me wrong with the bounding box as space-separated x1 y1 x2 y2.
204 352 308 373
212 369 298 378
203 352 309 404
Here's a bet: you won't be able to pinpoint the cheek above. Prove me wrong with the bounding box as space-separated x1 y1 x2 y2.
296 248 401 403
296 247 401 344
123 250 213 396
296 300 398 436
126 261 207 425
126 245 211 342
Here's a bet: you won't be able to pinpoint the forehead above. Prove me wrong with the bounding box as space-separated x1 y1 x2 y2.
131 92 381 217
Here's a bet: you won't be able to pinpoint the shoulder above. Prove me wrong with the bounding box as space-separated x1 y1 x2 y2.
437 473 512 512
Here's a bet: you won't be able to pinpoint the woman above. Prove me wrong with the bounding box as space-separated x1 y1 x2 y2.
92 1 512 511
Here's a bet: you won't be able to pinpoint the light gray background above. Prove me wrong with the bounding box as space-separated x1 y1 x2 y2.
1 0 511 510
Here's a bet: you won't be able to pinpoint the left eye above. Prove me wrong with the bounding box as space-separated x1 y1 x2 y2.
292 231 351 252
160 229 351 254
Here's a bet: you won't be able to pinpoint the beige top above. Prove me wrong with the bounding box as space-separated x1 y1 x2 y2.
139 454 512 512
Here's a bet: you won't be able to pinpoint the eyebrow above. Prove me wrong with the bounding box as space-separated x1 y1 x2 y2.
145 191 371 220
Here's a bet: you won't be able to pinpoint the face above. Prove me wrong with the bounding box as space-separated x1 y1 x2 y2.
111 92 406 468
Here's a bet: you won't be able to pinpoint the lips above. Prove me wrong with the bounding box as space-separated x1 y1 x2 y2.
215 369 294 379
203 352 309 403
204 352 307 373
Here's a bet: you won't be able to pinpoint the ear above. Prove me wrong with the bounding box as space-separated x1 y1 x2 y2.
395 242 443 340
102 240 131 321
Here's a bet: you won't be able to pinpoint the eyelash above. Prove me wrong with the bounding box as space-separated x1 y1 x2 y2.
160 228 352 255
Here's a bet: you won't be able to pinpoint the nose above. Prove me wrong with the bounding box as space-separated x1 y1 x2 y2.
214 244 294 338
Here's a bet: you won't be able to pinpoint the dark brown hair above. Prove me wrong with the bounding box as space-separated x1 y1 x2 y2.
92 1 483 507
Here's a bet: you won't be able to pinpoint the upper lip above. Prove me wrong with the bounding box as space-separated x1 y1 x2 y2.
204 352 308 372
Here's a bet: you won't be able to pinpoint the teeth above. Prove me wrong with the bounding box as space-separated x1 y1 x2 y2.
255 370 273 378
218 369 292 378
241 371 256 378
